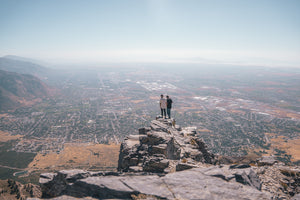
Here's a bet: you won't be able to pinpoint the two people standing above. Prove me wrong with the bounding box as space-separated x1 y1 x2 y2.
159 94 173 119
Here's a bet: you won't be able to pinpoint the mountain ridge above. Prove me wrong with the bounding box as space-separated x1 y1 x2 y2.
0 69 50 111
0 56 49 77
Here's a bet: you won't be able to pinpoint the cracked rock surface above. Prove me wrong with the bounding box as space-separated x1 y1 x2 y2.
37 168 270 200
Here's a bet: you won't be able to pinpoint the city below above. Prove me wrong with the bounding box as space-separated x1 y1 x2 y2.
0 62 299 181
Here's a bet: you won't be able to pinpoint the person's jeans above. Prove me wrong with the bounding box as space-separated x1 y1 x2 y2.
161 108 166 118
167 108 171 119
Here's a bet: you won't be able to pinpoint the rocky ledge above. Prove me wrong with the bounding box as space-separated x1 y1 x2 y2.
33 118 299 199
118 118 215 173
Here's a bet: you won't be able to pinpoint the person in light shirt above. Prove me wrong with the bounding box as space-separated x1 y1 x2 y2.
159 94 167 118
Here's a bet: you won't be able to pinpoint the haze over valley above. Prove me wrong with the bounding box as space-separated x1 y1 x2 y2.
0 55 299 184
0 1 300 198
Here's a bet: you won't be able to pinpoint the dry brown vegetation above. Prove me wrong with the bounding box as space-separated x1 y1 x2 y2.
264 106 300 119
255 133 300 162
0 114 8 118
227 109 246 115
28 143 120 171
130 100 145 104
0 131 22 142
197 128 212 133
149 96 159 100
269 137 300 162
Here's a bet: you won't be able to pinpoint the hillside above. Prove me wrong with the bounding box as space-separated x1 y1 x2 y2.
0 70 50 111
0 56 49 76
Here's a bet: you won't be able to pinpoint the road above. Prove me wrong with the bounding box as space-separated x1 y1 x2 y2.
0 164 25 170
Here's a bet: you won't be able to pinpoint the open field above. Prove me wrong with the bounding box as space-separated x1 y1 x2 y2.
285 139 300 161
269 136 300 162
28 143 120 171
255 133 300 163
0 131 22 142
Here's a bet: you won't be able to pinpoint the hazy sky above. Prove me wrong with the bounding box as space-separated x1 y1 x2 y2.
0 0 300 67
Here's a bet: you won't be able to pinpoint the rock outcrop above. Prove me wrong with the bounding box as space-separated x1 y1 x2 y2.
256 162 300 199
118 118 215 173
34 118 300 199
35 163 300 199
36 167 271 199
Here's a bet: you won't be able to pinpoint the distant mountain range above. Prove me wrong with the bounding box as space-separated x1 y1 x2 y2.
0 65 50 112
0 56 49 77
2 55 44 64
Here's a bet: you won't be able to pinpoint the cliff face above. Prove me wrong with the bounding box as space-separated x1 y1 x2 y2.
33 119 300 199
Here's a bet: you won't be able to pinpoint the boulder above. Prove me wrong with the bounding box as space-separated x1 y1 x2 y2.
201 166 262 190
257 156 278 166
143 156 169 173
40 173 68 198
59 170 90 183
166 137 181 160
150 144 167 156
146 131 171 145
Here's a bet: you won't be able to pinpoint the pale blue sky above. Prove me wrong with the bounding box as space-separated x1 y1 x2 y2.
0 0 300 67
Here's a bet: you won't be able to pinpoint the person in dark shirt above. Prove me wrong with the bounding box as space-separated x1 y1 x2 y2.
166 95 173 119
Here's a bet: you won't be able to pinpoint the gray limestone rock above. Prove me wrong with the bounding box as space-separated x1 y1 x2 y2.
175 162 196 171
143 157 169 173
233 168 262 191
235 171 253 186
200 166 262 190
139 127 151 135
150 144 167 156
40 168 271 199
118 119 215 173
166 137 181 160
201 166 234 181
146 131 171 145
117 135 141 171
40 172 68 198
248 169 262 191
163 168 270 200
257 156 278 166
150 120 171 132
39 173 57 184
291 193 300 200
139 135 149 144
230 164 251 169
59 170 90 183
174 124 181 131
